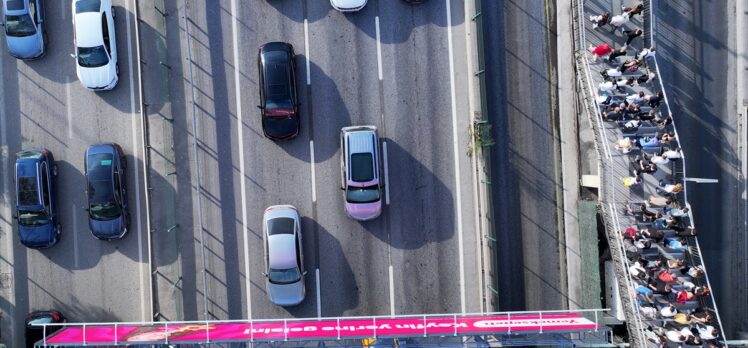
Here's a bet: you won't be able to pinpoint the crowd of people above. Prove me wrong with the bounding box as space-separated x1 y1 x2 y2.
586 2 723 347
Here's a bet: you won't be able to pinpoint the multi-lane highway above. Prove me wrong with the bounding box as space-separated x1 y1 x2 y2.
0 0 150 346
157 0 482 321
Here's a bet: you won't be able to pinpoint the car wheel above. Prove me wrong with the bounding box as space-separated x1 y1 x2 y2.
52 164 58 176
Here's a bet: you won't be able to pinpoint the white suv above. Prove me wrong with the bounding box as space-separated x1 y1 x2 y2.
72 0 118 91
330 0 368 12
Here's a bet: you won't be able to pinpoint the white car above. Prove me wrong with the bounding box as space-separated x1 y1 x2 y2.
72 0 117 91
330 0 368 12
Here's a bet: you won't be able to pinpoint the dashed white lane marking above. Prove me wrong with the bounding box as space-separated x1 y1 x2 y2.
375 16 383 81
389 265 395 316
124 0 146 321
72 205 79 268
445 0 466 314
382 140 390 205
316 268 321 318
230 0 253 320
66 77 72 139
304 19 311 85
310 140 317 202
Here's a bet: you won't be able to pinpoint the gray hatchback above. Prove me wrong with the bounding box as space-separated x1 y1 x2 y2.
2 0 45 59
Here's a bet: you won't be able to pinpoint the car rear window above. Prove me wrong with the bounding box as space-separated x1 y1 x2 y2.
75 0 100 13
6 0 25 11
88 153 113 181
350 153 374 182
268 217 294 236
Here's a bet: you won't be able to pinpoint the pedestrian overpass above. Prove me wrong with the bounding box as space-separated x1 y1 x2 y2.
31 310 615 347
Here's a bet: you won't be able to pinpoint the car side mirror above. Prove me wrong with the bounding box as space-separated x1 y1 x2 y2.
83 207 89 212
262 272 268 277
70 53 76 58
12 215 17 219
256 105 263 109
340 187 345 191
303 271 308 276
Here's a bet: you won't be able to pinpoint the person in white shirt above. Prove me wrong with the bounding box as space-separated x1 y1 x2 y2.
650 153 669 165
698 325 719 340
599 80 619 92
638 46 656 60
610 12 630 29
660 303 677 317
661 147 682 159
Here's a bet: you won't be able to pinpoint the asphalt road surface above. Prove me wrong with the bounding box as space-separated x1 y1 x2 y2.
482 0 567 312
0 0 150 346
654 0 747 338
159 0 482 322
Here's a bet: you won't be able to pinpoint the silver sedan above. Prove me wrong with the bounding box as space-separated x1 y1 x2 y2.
262 205 306 306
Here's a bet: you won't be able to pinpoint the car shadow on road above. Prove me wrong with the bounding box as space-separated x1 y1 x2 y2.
348 0 457 44
360 139 455 249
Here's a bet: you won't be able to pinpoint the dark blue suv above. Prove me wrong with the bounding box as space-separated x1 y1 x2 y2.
85 143 129 240
14 148 59 248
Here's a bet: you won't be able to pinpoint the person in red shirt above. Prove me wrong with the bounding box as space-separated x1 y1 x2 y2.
589 43 613 61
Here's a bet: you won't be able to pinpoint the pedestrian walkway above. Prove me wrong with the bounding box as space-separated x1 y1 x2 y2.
573 0 728 347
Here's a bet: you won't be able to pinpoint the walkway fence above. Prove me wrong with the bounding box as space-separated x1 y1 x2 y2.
573 0 728 346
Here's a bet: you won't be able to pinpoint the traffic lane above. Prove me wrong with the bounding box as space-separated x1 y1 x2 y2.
236 0 316 320
4 0 147 342
654 0 742 337
306 5 391 316
483 0 565 311
376 0 466 315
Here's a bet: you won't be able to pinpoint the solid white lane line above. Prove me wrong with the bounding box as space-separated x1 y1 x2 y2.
0 47 16 346
382 141 390 205
231 0 252 320
72 205 79 268
310 140 317 202
389 265 395 316
375 16 383 81
304 19 311 85
445 0 466 314
125 0 146 321
66 77 72 139
315 268 321 318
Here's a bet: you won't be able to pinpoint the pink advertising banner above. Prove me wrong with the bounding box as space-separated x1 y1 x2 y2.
42 313 599 345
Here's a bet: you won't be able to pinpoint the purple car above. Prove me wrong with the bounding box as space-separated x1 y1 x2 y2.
340 126 382 221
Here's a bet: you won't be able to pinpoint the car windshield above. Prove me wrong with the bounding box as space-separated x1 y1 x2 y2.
77 45 109 68
75 0 101 13
18 210 49 227
268 267 301 285
267 217 294 236
350 153 374 182
89 201 120 220
5 14 36 37
346 185 380 204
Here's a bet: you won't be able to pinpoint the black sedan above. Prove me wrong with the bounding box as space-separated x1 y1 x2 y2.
84 143 129 240
258 42 299 140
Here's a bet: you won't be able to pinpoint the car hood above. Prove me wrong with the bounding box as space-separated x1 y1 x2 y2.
19 223 55 248
331 0 368 9
6 31 43 59
345 200 382 221
267 280 305 306
77 63 117 90
89 214 126 239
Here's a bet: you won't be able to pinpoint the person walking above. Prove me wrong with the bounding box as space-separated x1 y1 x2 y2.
623 3 644 17
610 12 631 30
624 28 643 46
589 11 610 29
608 45 628 62
589 43 613 60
